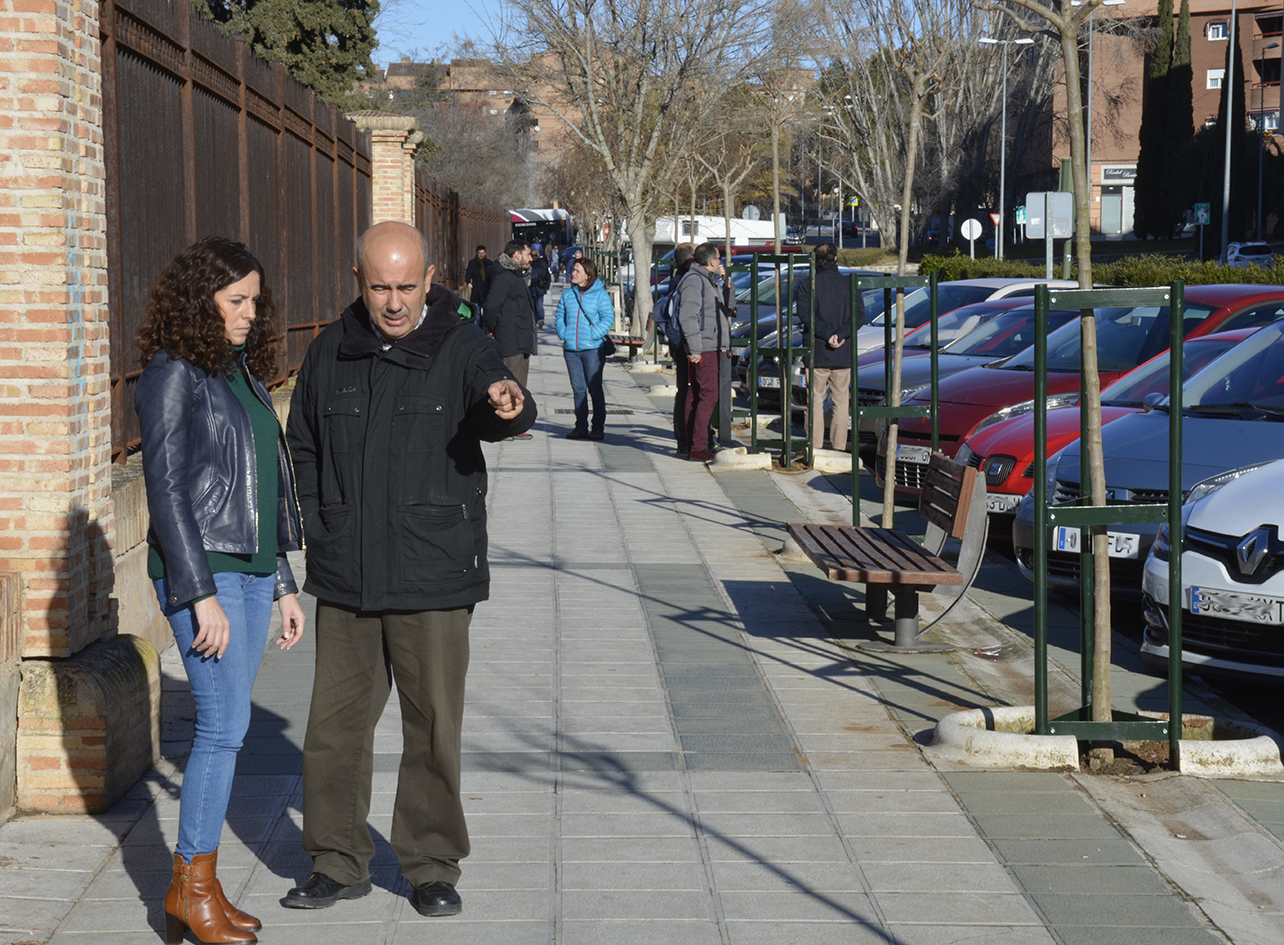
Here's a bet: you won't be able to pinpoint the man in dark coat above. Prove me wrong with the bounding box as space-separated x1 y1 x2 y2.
796 241 863 451
482 239 538 389
464 245 491 307
528 243 552 325
283 221 535 918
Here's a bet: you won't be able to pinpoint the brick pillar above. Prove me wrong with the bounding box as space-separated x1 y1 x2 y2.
1 0 159 813
0 0 113 657
347 112 422 225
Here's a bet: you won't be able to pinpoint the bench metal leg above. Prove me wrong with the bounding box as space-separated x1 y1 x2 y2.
853 586 954 654
866 587 888 621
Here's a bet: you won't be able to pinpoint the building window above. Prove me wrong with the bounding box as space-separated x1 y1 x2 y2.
1252 111 1281 132
1257 12 1282 37
1208 21 1228 40
1208 68 1225 89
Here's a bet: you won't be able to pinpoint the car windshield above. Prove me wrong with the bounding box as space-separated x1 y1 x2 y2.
1001 302 1219 373
1183 322 1284 413
902 302 1022 349
942 308 1078 358
1100 335 1248 406
736 270 808 305
867 284 997 328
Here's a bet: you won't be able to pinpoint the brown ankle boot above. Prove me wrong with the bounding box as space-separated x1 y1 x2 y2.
207 848 261 931
164 852 257 944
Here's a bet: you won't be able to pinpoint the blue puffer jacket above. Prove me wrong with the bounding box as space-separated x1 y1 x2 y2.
555 280 615 351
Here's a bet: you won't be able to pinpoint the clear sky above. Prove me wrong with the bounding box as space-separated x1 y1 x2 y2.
371 0 508 70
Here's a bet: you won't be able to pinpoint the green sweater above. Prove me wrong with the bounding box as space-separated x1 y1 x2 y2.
149 362 280 581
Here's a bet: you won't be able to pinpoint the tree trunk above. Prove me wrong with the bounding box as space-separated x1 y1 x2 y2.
627 205 654 338
1060 25 1111 723
882 73 927 529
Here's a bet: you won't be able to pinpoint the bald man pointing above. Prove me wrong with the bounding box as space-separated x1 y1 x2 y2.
284 222 535 916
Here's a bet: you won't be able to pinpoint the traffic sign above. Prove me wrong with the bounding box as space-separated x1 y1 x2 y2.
960 218 982 240
1016 205 1026 224
989 213 1001 226
1193 202 1211 226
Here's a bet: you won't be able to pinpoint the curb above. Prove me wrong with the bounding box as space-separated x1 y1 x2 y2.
710 447 773 470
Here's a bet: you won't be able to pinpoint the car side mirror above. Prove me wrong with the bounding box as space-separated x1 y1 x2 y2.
1142 391 1166 412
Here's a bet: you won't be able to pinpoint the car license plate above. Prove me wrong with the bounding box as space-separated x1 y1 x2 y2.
896 444 932 465
1053 527 1140 558
757 375 780 388
1187 586 1284 624
987 494 1021 513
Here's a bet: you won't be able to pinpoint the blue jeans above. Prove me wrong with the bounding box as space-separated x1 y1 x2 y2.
155 572 275 859
564 347 605 433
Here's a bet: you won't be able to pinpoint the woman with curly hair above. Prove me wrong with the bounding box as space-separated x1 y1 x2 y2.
135 236 305 945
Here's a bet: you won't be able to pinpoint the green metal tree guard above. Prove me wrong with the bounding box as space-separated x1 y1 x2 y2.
850 273 940 527
1030 283 1184 762
746 253 812 463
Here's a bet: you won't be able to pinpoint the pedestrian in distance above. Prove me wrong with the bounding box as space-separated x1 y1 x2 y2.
283 221 536 918
135 236 307 945
676 241 731 463
483 240 539 400
797 241 863 452
464 245 491 308
663 242 697 455
528 243 552 326
555 256 614 440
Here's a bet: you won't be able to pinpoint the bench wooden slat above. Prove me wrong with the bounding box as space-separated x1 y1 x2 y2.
788 523 966 586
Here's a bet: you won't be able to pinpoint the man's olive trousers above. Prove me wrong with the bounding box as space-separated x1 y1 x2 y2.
301 602 472 887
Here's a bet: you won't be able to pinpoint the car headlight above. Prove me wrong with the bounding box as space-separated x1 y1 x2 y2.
972 392 1081 436
899 384 928 402
1152 523 1171 562
1182 463 1274 506
1043 446 1068 503
956 443 977 467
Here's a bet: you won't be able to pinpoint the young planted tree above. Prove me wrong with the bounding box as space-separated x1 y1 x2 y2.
818 0 981 524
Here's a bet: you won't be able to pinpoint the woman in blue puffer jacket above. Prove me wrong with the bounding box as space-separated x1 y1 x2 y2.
555 256 615 439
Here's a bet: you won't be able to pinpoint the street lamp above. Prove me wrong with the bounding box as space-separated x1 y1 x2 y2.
1222 0 1239 263
1073 0 1126 231
1258 41 1279 239
979 35 1034 260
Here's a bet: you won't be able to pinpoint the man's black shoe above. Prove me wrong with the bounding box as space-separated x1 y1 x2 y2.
282 872 372 909
411 880 463 916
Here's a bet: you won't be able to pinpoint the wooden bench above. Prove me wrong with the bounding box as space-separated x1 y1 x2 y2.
786 453 988 651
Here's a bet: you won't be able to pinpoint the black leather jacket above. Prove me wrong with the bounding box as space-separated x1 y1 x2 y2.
135 351 302 607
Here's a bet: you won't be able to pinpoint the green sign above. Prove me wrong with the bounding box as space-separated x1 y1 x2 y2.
1193 202 1211 226
1015 205 1026 224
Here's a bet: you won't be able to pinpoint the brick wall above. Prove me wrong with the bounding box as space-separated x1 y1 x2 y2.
0 0 115 659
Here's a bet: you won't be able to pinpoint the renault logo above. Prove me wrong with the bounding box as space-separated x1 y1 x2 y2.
1236 528 1272 576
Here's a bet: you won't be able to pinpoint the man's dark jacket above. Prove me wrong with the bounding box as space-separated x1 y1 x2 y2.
797 265 864 369
286 285 536 612
465 256 491 304
483 256 537 357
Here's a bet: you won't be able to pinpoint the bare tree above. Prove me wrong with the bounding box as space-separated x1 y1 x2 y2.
816 0 982 524
488 0 772 334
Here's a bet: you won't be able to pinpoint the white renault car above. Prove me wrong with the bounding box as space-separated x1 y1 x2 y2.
1141 459 1284 680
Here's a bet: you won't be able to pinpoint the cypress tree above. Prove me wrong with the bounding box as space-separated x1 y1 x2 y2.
1134 0 1173 239
1209 26 1254 243
1158 0 1194 237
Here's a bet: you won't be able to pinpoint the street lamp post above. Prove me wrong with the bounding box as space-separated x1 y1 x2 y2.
1073 1 1125 233
1258 42 1279 240
979 35 1034 260
1222 0 1239 263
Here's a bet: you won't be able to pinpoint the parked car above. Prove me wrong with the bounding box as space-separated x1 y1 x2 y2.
852 300 1066 452
854 278 1079 355
882 284 1284 497
1012 318 1284 598
1141 457 1284 680
956 329 1257 531
1226 241 1275 269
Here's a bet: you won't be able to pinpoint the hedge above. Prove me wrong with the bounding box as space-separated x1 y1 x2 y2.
919 250 1284 286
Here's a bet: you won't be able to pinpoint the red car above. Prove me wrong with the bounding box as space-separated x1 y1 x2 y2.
876 285 1284 496
954 328 1259 530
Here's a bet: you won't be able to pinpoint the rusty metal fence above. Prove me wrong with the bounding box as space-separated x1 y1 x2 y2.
415 168 510 292
102 0 373 461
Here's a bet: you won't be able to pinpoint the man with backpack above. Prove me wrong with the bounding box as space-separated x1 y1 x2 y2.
652 243 696 454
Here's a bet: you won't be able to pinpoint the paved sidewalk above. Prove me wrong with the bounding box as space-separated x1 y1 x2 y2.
3 310 1284 945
